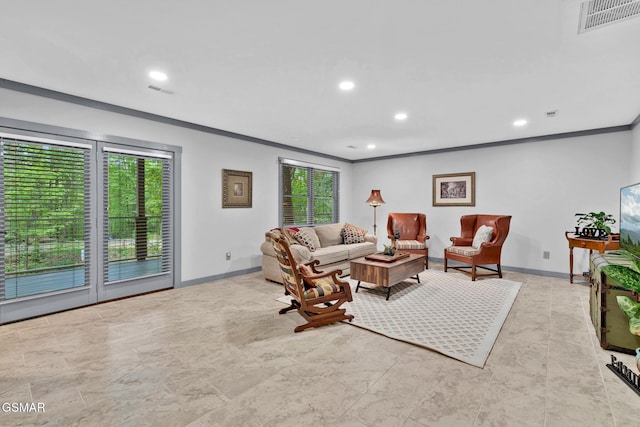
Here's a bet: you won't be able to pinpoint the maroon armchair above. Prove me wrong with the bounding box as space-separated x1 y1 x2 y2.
444 214 512 281
387 213 429 269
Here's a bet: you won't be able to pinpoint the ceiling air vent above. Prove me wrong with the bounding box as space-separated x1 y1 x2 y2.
147 85 174 95
578 0 640 33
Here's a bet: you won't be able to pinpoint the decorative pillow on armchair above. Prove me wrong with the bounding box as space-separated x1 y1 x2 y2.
298 263 317 289
472 225 493 249
342 223 366 244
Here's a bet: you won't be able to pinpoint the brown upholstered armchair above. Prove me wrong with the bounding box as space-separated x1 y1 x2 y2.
444 214 512 281
387 213 430 269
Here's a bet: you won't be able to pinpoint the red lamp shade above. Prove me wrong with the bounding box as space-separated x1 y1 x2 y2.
366 190 385 206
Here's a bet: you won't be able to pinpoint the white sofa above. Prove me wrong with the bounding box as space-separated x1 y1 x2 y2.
260 223 378 284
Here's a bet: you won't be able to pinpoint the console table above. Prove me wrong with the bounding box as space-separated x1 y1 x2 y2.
565 231 620 283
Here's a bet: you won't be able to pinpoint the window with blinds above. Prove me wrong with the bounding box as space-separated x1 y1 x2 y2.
103 151 172 283
0 137 91 300
279 158 339 227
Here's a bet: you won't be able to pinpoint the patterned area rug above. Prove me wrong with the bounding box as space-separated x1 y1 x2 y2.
345 270 521 368
278 270 521 368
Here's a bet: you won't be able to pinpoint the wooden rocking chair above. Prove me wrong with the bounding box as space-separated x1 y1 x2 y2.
269 230 354 333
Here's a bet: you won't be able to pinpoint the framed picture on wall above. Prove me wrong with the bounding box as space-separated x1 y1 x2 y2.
432 172 475 206
222 169 252 208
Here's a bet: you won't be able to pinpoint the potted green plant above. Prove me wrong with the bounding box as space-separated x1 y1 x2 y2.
575 211 616 239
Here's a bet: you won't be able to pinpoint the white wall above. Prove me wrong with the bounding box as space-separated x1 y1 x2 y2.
352 132 631 276
631 123 640 184
0 88 353 283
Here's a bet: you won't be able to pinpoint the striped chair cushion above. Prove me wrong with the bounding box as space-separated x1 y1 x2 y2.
395 240 425 250
446 246 480 256
303 279 340 299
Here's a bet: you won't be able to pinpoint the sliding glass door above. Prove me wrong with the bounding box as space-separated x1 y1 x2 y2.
98 146 174 301
0 130 178 324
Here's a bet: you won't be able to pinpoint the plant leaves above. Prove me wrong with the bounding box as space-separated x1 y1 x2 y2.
616 296 640 336
601 264 640 292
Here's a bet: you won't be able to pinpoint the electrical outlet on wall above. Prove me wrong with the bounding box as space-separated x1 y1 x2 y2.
226 252 231 261
543 251 550 259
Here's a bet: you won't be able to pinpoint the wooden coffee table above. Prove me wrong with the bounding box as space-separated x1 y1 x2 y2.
350 253 426 300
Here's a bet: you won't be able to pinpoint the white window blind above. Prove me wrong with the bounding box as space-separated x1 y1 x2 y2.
103 151 172 283
0 136 91 300
279 158 340 227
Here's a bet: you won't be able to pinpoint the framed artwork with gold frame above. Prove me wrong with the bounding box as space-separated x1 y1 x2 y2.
222 169 252 208
432 172 475 206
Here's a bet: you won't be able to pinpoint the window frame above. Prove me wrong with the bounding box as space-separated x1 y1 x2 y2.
278 158 340 227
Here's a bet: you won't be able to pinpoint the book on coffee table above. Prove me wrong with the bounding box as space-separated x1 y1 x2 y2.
364 252 410 263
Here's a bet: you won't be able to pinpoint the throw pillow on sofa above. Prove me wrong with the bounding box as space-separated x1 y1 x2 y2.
292 230 317 251
342 223 366 244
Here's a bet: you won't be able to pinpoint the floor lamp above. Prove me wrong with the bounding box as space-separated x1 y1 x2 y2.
366 189 385 236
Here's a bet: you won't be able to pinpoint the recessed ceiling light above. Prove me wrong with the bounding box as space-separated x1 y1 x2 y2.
513 119 527 127
367 144 376 149
149 70 168 81
394 112 408 121
339 81 355 91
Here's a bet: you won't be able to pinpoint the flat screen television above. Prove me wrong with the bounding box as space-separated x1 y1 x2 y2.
620 182 640 260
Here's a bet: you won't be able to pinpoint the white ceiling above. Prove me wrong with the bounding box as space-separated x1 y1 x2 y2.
2 0 640 161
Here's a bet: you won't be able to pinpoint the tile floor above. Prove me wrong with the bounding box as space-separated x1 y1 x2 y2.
1 262 639 426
